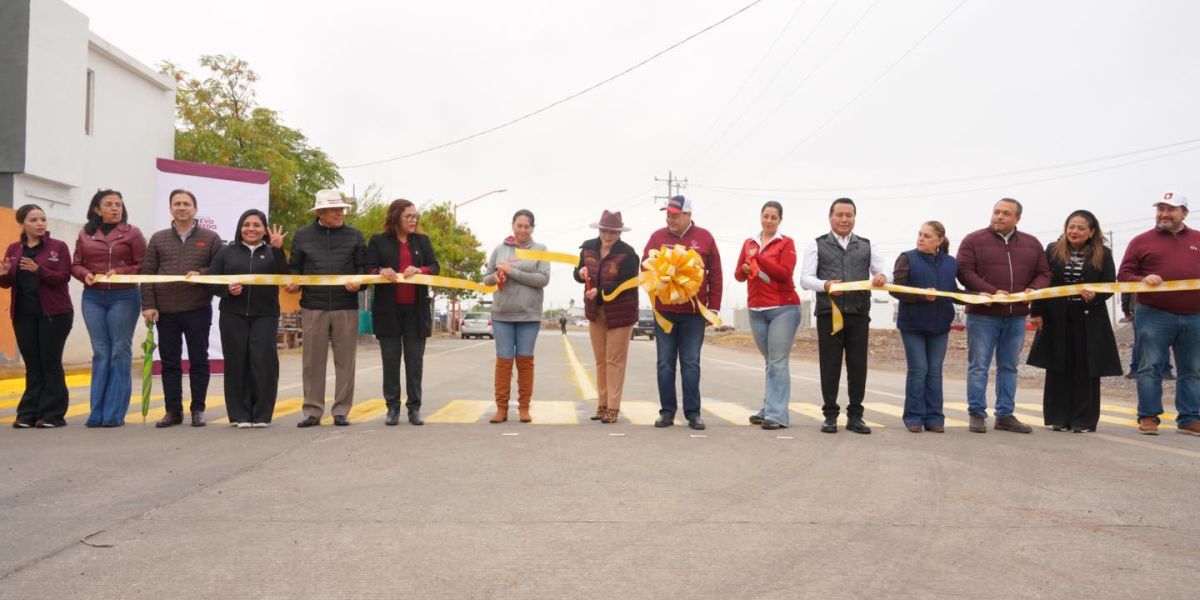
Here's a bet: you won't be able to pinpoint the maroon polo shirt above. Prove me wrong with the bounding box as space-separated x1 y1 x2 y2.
1117 224 1200 315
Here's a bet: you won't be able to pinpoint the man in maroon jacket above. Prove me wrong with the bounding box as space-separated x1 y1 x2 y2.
642 196 723 430
957 198 1051 434
1117 192 1200 436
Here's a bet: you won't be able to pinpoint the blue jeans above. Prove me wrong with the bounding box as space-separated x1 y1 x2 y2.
82 288 140 426
1131 317 1174 377
1134 304 1200 426
966 314 1027 418
900 331 949 427
493 320 540 358
655 312 705 417
749 305 800 426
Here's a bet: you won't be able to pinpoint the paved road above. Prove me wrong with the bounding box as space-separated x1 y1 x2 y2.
1 330 1196 599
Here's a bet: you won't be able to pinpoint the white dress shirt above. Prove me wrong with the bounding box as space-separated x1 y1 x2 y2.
800 232 892 292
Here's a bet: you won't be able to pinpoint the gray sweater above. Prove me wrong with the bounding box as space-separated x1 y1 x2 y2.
483 239 550 322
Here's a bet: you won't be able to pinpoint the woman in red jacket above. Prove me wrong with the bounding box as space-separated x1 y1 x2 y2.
735 201 800 430
0 204 74 428
71 189 146 427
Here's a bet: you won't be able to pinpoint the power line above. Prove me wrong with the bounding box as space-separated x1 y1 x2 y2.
691 0 811 150
762 0 971 174
691 136 1200 193
704 0 882 171
338 0 768 170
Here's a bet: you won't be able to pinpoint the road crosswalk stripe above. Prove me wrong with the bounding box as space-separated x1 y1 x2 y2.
618 401 662 425
788 403 887 429
561 336 598 400
428 399 494 424
862 402 969 427
321 399 387 425
527 400 579 425
701 400 751 425
209 398 304 425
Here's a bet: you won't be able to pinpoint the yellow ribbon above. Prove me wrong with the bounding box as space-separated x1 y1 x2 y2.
826 278 1200 334
513 248 579 265
96 273 497 294
600 245 723 334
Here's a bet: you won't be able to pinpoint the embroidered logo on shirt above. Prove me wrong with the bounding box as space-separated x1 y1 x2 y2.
196 242 206 247
48 251 60 262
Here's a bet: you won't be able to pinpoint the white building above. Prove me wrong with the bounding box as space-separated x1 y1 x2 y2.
0 0 176 363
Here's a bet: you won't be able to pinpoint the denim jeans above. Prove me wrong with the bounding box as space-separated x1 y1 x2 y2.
900 331 949 427
655 312 706 417
966 314 1027 418
1131 317 1174 377
1134 303 1200 425
82 288 141 426
749 305 800 426
493 320 540 359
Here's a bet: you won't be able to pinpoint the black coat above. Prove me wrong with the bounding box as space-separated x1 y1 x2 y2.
287 220 367 311
208 243 288 317
366 233 440 338
1027 243 1122 377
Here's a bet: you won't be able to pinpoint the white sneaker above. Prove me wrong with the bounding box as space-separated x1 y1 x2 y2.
236 422 252 429
252 422 269 428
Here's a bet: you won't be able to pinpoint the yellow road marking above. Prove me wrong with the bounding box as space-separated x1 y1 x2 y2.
136 398 227 424
789 403 886 429
863 402 968 428
701 400 751 425
321 399 387 425
428 400 493 424
1099 402 1177 421
1014 402 1151 429
210 397 304 424
0 373 91 397
561 335 598 400
618 401 662 425
529 400 579 425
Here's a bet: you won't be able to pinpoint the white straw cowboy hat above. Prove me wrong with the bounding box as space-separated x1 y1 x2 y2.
310 189 355 212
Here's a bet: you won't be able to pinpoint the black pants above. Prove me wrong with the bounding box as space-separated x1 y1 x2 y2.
219 312 280 424
1042 303 1101 430
817 313 869 419
13 312 73 423
158 305 212 414
379 304 426 410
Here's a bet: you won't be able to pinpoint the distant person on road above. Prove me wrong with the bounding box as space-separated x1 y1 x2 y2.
366 199 440 427
800 198 890 435
140 189 222 428
735 201 800 431
1122 292 1174 380
207 209 289 428
1027 210 1121 433
956 198 1051 434
890 221 960 433
574 210 639 424
287 190 367 428
1 204 74 429
71 189 146 427
643 195 723 431
558 315 567 334
1117 191 1200 436
483 209 550 424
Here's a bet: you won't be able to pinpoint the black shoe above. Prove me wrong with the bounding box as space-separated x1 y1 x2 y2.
12 419 35 429
296 416 320 428
820 417 837 433
761 420 783 430
408 409 424 426
385 407 400 426
686 414 706 431
155 412 183 428
654 414 675 428
333 415 350 427
190 411 206 427
749 414 764 425
846 418 871 435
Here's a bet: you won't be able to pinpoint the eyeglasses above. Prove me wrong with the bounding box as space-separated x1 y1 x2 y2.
402 214 419 221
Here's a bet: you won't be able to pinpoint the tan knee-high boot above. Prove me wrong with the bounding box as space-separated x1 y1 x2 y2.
490 357 514 423
516 355 534 423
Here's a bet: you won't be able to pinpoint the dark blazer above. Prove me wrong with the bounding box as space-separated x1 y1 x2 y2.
574 238 640 328
366 233 440 338
1027 243 1122 377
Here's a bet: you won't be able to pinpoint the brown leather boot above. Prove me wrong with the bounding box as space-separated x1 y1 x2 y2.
516 355 534 423
490 357 514 423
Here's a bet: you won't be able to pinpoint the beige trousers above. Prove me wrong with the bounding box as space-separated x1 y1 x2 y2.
588 308 633 411
301 308 359 418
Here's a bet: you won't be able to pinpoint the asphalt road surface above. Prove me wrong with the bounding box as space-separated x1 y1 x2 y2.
1 331 1196 599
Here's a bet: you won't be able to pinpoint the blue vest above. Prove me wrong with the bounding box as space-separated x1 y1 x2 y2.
896 250 957 335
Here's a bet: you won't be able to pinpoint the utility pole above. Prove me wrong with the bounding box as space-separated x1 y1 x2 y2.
654 171 688 206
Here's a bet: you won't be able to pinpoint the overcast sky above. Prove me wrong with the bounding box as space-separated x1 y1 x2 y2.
66 0 1200 314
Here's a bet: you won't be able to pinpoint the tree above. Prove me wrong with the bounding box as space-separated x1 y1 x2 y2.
418 201 487 304
159 54 342 237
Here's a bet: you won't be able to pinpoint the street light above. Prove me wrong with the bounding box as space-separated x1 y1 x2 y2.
453 188 507 223
450 188 506 333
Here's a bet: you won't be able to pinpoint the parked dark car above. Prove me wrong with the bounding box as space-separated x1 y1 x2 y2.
632 308 655 340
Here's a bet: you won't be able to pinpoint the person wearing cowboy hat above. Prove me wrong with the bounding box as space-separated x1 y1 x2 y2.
286 189 367 428
574 210 639 424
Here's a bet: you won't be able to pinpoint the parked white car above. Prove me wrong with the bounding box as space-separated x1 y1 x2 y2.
460 313 493 339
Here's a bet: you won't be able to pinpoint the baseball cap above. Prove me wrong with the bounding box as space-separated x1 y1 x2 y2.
1156 191 1189 209
662 195 693 214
